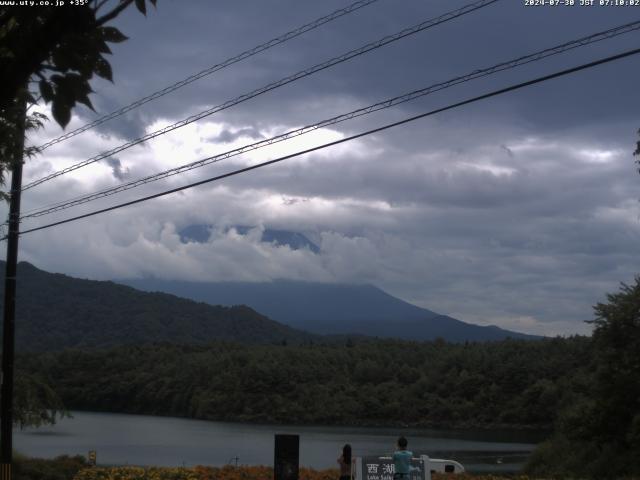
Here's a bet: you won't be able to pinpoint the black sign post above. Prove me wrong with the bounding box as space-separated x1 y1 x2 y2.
274 434 299 480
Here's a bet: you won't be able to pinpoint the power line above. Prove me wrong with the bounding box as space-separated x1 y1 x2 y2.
20 19 640 219
12 46 640 239
34 0 381 152
22 0 499 191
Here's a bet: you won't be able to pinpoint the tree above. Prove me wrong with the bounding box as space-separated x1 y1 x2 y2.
13 371 68 429
0 94 47 201
0 0 158 433
589 278 640 456
527 278 640 478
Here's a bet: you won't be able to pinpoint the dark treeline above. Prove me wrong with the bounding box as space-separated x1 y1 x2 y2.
20 336 589 429
17 276 640 478
16 278 640 478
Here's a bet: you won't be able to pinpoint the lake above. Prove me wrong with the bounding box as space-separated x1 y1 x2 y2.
14 412 547 473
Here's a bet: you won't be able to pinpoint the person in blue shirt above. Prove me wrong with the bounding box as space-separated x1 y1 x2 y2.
392 437 412 479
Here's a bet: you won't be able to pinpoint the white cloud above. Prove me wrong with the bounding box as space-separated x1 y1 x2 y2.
11 117 639 338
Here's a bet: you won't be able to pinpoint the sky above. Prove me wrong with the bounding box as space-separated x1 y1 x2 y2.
5 0 640 336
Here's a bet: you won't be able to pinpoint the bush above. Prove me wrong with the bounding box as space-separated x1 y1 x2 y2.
14 454 87 480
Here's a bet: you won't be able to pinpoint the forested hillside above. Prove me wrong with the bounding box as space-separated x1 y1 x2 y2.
1 262 315 351
20 336 589 429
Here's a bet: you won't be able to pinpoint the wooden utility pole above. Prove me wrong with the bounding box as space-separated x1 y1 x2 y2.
0 95 26 480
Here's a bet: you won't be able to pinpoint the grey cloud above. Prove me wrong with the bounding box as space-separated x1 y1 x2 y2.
10 0 640 337
103 156 129 181
95 0 637 135
500 144 514 158
76 86 151 141
209 127 264 144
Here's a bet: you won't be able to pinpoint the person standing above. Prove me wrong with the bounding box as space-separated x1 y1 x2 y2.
392 437 412 480
337 444 352 480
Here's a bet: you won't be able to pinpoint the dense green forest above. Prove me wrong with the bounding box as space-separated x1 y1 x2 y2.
20 336 589 429
10 264 639 478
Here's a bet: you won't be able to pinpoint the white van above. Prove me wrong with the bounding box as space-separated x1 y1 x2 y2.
426 458 465 474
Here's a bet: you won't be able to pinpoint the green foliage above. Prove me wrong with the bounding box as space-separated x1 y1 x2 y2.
0 0 157 193
0 92 25 200
0 92 49 201
14 454 86 480
0 0 157 126
526 277 640 479
19 336 590 429
14 370 69 429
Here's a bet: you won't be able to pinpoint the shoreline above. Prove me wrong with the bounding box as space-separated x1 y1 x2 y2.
50 409 553 437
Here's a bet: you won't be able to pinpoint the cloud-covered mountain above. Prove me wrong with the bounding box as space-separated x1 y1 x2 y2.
179 224 320 253
11 1 636 339
1 261 537 353
121 278 540 341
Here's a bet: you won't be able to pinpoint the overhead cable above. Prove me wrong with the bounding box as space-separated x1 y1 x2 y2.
22 0 500 191
20 19 640 219
12 46 640 239
34 0 382 152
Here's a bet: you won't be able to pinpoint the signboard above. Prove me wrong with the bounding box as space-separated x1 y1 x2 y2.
274 434 299 480
356 456 429 480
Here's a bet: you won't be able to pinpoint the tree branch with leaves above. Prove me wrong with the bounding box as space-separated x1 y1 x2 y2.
0 0 157 195
0 0 156 125
13 370 70 429
0 0 158 427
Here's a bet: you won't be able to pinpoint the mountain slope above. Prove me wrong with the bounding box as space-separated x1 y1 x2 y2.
121 279 539 341
0 262 316 352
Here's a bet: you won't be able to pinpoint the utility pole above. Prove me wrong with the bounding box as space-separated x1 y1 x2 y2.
1 94 26 480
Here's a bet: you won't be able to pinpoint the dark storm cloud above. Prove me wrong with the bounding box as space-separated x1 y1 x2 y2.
501 145 514 158
93 102 150 142
103 156 129 181
95 0 639 131
209 127 264 144
11 0 640 336
57 0 637 171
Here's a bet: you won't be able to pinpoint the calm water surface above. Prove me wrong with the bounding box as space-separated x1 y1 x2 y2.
15 412 547 473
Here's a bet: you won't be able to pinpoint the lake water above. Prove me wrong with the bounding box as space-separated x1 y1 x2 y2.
14 412 547 473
